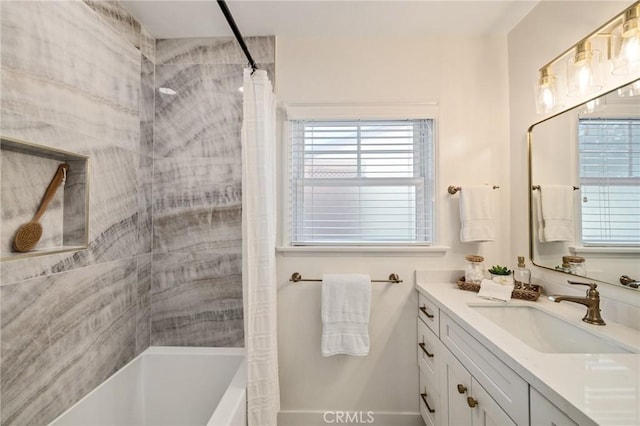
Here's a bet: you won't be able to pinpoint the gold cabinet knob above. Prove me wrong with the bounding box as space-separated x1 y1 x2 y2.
457 384 467 394
467 396 478 408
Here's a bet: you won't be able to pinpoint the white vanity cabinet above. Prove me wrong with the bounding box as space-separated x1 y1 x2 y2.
416 281 640 426
417 292 523 426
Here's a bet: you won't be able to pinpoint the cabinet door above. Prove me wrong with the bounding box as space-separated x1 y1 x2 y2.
470 378 516 426
530 387 578 426
440 313 528 426
445 350 472 426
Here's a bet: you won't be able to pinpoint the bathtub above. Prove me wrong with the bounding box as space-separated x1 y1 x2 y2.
50 346 246 426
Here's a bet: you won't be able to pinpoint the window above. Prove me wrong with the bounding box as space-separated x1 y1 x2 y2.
289 119 434 245
578 118 640 245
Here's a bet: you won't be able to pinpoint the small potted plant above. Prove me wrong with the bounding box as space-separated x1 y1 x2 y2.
488 265 513 285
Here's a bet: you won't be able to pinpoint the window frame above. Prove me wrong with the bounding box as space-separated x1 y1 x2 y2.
577 117 640 247
279 103 441 251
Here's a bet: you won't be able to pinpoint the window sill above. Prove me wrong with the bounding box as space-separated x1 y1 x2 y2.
276 245 449 257
570 245 640 257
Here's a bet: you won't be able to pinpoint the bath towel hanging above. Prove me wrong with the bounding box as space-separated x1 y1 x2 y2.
537 184 574 242
459 185 496 242
321 274 371 357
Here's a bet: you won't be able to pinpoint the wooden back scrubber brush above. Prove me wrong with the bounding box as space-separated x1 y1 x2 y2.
13 163 70 253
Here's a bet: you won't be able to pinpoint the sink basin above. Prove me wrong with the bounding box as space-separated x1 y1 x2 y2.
470 305 637 354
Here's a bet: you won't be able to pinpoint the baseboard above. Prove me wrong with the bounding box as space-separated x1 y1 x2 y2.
277 410 423 426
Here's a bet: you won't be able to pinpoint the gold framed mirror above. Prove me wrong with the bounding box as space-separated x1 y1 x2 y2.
528 78 640 289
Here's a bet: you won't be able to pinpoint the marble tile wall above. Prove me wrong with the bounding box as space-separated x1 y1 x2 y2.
151 36 275 346
0 1 155 424
0 259 137 425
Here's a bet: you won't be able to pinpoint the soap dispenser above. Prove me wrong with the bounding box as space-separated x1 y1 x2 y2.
514 256 531 290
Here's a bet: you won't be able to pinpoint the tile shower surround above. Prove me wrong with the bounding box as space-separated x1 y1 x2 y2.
0 1 152 424
150 37 274 347
0 1 275 424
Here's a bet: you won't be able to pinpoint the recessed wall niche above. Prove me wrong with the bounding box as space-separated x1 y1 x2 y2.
1 136 89 261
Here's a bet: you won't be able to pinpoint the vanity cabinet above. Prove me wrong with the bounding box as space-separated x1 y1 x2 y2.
417 292 523 426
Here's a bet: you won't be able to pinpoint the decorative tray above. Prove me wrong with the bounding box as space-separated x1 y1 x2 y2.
456 277 542 301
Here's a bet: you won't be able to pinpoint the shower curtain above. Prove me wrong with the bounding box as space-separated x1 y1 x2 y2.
241 68 280 426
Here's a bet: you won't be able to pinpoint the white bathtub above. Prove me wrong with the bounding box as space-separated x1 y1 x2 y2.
50 346 246 426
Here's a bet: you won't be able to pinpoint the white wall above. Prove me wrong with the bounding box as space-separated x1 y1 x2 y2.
275 36 510 423
508 0 640 329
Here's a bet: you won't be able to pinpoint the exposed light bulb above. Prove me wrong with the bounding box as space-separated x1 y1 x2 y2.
622 35 640 66
540 86 555 109
567 40 601 97
577 66 591 90
535 67 558 114
238 86 244 93
612 5 640 75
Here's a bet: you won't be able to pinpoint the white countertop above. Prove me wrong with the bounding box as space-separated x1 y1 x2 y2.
415 274 640 426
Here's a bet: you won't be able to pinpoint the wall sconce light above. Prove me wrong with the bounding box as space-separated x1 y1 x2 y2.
535 66 559 114
612 4 640 76
535 1 640 114
617 78 640 96
567 40 602 97
582 97 607 114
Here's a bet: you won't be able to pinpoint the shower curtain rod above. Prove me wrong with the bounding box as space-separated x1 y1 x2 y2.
217 0 258 73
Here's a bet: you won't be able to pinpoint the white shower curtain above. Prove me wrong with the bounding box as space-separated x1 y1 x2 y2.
241 68 280 426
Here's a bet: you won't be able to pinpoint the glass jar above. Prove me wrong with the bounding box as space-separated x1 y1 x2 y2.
464 255 485 284
565 256 586 276
514 256 531 290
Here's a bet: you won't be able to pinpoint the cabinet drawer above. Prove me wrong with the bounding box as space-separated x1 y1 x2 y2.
418 293 439 336
419 369 441 426
440 313 528 426
417 317 442 389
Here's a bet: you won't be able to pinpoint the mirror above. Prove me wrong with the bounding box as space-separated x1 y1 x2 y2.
529 78 640 289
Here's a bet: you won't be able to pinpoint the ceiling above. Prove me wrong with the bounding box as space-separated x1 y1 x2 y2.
121 0 539 39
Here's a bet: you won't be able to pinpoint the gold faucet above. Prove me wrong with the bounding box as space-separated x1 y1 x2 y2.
548 281 606 325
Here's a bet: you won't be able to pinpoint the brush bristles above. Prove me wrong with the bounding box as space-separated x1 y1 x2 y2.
13 222 43 253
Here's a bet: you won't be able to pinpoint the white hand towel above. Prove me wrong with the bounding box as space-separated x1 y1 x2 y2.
535 190 546 242
321 274 371 357
477 279 514 302
539 185 574 242
459 185 496 242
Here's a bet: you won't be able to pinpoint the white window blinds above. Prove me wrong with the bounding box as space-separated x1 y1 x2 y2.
578 118 640 245
290 119 434 245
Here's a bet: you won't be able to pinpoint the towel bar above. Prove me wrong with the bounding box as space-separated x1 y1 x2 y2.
289 272 402 284
532 185 579 191
448 185 499 195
